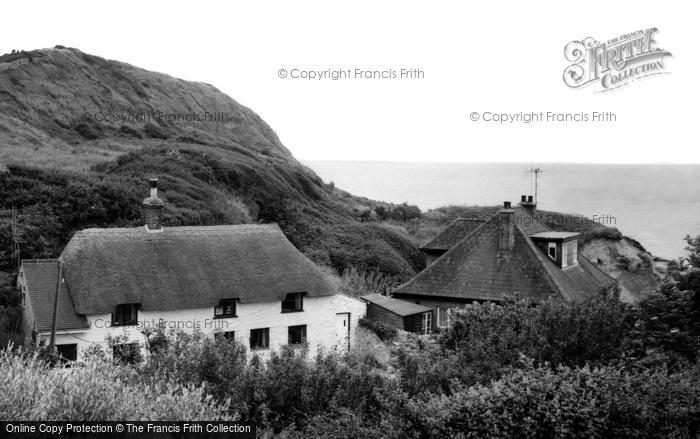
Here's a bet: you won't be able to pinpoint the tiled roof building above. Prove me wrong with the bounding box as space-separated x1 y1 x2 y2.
394 197 616 309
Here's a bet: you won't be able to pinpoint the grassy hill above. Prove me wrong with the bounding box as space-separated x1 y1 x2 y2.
0 47 424 281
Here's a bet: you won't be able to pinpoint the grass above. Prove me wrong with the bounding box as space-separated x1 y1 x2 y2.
0 350 232 420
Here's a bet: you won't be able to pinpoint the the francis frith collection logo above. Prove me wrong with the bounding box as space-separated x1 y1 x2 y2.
563 28 672 92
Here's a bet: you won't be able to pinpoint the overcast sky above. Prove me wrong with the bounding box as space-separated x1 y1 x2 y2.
1 1 697 164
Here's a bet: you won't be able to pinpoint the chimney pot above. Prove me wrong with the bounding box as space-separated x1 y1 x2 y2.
503 201 511 209
521 195 527 202
527 195 534 203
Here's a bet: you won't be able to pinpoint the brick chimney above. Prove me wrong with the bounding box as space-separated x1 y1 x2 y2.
143 178 164 232
519 194 537 213
498 201 514 251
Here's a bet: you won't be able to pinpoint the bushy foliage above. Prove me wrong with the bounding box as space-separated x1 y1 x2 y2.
0 151 423 279
3 289 699 437
338 267 396 297
389 203 422 222
378 364 700 439
134 331 388 432
626 235 700 367
0 350 232 420
359 317 398 341
439 295 634 382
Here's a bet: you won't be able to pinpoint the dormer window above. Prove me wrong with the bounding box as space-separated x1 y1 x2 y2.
531 232 580 269
562 240 578 268
281 293 304 313
112 303 139 327
214 299 237 318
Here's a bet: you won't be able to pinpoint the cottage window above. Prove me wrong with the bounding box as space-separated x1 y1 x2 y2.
437 307 450 328
215 330 235 341
56 343 77 362
288 325 307 345
250 328 270 350
281 293 304 313
214 299 237 318
421 312 432 335
112 304 139 327
547 242 557 261
565 241 578 266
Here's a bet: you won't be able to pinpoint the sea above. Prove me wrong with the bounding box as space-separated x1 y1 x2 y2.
305 161 700 261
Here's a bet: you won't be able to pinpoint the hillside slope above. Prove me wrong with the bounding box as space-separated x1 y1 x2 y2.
0 47 424 279
0 47 292 170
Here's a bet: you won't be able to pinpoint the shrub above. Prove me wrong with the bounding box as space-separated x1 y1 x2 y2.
439 295 634 381
381 364 700 439
390 203 422 222
359 317 398 341
338 267 396 297
0 350 232 420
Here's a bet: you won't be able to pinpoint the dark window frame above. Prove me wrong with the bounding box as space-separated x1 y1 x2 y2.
56 343 78 362
250 328 270 350
112 303 139 327
281 292 305 313
288 324 307 345
214 299 238 318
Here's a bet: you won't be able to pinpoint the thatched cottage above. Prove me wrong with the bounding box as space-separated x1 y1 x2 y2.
392 196 617 329
18 179 365 361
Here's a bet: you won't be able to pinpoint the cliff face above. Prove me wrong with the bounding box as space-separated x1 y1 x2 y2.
0 47 425 279
581 237 664 302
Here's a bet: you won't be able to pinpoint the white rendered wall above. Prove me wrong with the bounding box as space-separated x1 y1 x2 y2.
38 293 365 360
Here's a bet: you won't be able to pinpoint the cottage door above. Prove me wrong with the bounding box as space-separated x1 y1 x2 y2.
335 313 350 351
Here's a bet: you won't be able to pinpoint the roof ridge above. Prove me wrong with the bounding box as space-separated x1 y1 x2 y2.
514 206 553 232
21 258 58 264
74 223 279 233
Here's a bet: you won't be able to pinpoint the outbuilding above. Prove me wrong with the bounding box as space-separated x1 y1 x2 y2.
362 294 433 334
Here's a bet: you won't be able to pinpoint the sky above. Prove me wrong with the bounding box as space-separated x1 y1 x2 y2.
1 1 697 164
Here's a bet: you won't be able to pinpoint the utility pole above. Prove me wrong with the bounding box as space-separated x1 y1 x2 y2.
48 258 63 354
11 204 20 275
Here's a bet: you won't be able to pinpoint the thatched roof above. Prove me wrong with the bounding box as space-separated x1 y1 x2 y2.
21 259 89 332
59 224 337 314
395 207 616 302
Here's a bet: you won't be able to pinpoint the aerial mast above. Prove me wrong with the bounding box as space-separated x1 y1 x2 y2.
526 167 543 204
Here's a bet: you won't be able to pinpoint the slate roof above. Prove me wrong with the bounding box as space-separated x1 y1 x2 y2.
420 218 486 251
362 293 432 316
21 259 89 332
51 223 338 315
512 206 550 236
395 206 616 302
